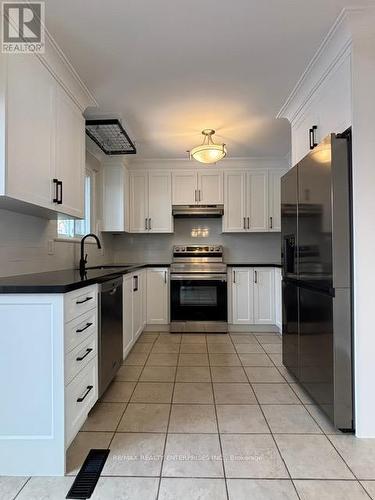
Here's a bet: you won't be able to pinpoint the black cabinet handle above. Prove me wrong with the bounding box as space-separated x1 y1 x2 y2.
53 179 59 203
254 270 258 284
270 216 273 229
76 322 93 333
76 348 93 361
133 275 138 292
233 270 236 283
57 180 63 204
76 296 93 305
309 125 318 150
77 385 93 402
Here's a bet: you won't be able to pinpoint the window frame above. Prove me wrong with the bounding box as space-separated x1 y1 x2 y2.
56 167 97 243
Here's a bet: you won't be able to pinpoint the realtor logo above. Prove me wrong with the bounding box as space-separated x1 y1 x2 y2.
2 2 45 53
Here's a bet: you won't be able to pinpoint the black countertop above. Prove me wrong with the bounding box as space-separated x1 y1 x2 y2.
0 263 171 294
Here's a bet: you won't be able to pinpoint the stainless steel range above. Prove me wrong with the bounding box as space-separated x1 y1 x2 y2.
170 245 228 333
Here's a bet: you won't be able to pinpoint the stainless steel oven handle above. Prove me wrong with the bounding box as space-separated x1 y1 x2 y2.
170 274 227 281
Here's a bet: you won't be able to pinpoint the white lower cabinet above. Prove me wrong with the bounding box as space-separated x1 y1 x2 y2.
230 267 279 326
232 268 254 324
132 271 144 340
122 269 146 358
146 268 169 324
0 284 99 476
253 268 275 324
123 274 134 357
274 268 282 332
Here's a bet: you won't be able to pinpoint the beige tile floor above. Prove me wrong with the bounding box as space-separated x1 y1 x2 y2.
3 331 375 499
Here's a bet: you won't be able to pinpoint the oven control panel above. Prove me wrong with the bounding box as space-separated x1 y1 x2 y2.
173 245 223 255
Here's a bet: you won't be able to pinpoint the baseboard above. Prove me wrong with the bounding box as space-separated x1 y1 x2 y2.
144 324 170 332
144 323 281 333
228 324 279 333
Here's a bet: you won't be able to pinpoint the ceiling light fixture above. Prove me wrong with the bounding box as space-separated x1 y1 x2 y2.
188 129 227 164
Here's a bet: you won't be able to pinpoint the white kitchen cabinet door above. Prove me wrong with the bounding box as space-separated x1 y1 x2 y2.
148 171 173 233
268 170 283 232
55 86 85 218
197 170 223 204
141 271 147 329
130 172 148 232
132 272 143 340
172 171 197 205
5 55 55 210
292 99 320 166
274 268 282 332
223 171 247 232
146 268 169 324
123 274 133 358
253 268 275 324
317 54 351 140
247 172 268 232
102 163 129 232
231 268 253 324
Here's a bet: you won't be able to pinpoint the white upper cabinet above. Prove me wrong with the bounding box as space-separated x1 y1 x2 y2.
55 86 85 218
172 169 223 205
224 170 280 233
0 48 93 218
268 170 283 232
197 170 223 204
148 171 173 232
253 268 275 324
287 51 352 166
223 171 247 232
130 171 149 232
172 171 197 205
129 171 173 233
102 162 129 232
4 55 55 211
146 268 169 324
247 171 268 232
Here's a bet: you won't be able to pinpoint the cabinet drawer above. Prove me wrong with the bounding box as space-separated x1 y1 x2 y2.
65 309 97 353
65 358 98 448
64 285 97 323
65 334 97 386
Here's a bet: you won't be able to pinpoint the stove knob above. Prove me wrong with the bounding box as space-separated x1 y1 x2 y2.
175 247 180 252
181 247 186 252
215 246 221 252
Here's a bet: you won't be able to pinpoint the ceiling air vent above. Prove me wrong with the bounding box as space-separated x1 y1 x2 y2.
85 119 136 155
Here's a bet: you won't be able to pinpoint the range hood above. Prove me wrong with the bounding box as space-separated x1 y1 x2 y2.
172 205 224 218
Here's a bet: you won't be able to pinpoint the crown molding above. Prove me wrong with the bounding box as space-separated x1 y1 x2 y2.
277 7 362 122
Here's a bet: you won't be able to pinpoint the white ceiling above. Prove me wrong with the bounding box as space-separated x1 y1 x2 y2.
45 0 373 159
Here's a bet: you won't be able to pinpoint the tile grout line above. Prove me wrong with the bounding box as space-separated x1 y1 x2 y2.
236 333 303 500
12 477 31 500
206 334 230 500
155 332 182 500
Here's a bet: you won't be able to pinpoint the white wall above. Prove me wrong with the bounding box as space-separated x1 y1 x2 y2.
350 10 375 438
0 152 113 277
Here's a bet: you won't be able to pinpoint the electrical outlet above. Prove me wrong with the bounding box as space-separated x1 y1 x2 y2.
47 239 55 255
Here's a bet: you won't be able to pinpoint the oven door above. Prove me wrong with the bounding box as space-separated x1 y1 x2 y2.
170 274 228 322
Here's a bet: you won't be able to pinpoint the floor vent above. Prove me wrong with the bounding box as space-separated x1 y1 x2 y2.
66 449 110 499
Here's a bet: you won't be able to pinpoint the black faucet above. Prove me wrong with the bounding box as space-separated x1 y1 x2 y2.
79 233 102 275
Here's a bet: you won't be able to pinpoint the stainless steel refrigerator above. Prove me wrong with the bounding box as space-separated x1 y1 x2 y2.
281 132 353 430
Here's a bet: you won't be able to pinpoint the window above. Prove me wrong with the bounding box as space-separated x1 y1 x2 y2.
57 170 93 239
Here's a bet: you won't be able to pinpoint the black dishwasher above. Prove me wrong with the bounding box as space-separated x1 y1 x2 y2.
98 277 123 397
